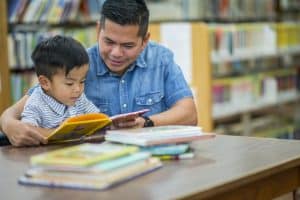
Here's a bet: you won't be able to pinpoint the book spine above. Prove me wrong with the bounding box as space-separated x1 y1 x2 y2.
155 152 195 161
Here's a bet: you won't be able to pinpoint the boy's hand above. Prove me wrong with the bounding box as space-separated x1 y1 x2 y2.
3 120 47 147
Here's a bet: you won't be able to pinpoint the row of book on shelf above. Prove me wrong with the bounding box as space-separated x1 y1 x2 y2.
10 72 37 104
8 27 96 69
8 22 300 70
18 112 215 190
209 22 300 63
214 113 295 139
212 68 299 118
8 0 104 24
8 0 277 24
147 0 276 21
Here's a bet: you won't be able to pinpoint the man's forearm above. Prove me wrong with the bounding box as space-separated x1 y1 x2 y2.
151 98 198 126
0 106 21 133
0 95 28 133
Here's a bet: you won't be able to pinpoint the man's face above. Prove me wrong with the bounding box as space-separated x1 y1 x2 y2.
98 19 149 75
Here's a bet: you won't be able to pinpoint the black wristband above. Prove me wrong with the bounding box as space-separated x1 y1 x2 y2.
142 116 154 127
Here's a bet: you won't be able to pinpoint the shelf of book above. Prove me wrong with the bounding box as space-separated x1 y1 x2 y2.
5 0 103 104
201 21 300 137
148 20 300 137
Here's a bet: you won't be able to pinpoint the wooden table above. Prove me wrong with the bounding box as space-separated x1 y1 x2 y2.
1 135 300 200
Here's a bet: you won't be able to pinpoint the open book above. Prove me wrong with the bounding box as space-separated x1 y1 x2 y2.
105 125 215 146
46 109 149 144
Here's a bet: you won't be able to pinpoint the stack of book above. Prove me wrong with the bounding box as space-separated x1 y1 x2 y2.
105 125 215 160
18 143 162 190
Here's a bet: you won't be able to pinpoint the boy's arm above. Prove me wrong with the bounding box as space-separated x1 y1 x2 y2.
0 95 47 147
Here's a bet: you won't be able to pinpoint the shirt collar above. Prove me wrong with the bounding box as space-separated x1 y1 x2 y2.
38 86 67 116
96 44 147 76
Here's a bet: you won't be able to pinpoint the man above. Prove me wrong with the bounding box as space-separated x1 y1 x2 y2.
0 0 197 147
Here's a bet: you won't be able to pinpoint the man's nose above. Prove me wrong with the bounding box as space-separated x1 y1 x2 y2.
111 45 123 57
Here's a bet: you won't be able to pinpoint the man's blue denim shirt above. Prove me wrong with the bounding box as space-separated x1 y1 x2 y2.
84 41 193 117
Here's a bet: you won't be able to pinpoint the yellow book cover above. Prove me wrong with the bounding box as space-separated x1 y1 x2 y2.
30 143 139 167
46 113 112 143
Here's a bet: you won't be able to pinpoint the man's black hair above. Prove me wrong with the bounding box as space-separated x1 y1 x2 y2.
31 35 89 80
100 0 149 38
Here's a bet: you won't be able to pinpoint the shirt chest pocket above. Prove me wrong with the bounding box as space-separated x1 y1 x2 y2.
135 92 163 106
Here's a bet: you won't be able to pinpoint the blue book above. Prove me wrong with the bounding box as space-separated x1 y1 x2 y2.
141 144 189 155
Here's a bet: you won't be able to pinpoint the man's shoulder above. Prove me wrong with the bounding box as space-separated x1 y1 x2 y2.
146 41 169 52
145 41 173 57
140 41 174 66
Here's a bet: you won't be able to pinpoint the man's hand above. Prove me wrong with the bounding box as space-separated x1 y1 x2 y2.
110 109 149 129
111 116 145 129
3 120 47 147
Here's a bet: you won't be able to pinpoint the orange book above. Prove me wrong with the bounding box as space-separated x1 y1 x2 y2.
46 113 111 144
46 109 149 144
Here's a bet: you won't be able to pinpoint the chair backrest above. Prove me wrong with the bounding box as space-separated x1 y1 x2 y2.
0 132 11 146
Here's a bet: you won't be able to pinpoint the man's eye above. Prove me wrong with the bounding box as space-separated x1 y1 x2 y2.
105 40 114 45
124 45 134 49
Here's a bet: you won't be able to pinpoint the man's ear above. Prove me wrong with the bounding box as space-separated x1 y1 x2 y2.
38 75 51 91
96 21 101 40
142 32 150 49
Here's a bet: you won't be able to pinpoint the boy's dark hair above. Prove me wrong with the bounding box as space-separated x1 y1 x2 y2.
100 0 149 38
31 35 89 80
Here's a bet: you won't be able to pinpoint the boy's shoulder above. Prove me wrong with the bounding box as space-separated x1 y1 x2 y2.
24 87 46 110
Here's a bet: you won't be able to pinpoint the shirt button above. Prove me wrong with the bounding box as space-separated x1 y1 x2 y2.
147 99 153 104
123 104 127 108
121 80 125 84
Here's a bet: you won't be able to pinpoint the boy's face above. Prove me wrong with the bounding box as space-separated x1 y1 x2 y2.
40 64 89 106
97 19 150 76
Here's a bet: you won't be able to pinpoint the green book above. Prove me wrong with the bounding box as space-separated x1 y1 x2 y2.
31 143 139 167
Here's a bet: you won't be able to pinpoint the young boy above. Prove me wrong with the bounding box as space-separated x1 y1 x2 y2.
21 35 99 131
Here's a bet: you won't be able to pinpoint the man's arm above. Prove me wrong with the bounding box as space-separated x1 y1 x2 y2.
117 97 198 128
144 97 197 127
0 95 47 147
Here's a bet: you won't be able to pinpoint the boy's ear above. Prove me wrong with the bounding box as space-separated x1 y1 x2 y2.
38 75 51 91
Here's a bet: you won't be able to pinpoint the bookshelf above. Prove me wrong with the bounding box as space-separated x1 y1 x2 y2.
5 0 104 104
148 23 212 131
0 1 11 114
147 0 300 137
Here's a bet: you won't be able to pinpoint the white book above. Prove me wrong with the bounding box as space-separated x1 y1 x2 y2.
105 125 215 146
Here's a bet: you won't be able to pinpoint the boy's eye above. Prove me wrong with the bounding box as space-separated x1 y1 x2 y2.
66 83 73 86
80 80 86 84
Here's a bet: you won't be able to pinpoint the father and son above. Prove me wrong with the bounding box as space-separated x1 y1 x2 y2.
0 0 198 147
